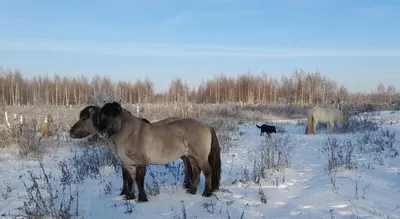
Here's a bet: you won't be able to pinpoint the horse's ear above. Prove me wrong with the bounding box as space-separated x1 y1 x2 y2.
88 107 94 115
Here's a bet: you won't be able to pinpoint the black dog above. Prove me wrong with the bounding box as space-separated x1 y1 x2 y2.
256 124 276 137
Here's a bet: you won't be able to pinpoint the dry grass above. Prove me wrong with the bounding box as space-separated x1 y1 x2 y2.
2 103 307 135
0 102 304 158
1 101 393 152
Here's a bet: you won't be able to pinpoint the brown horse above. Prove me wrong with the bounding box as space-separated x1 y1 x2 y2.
69 107 193 202
97 102 221 200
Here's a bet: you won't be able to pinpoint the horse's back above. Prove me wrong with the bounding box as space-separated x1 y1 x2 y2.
152 116 181 125
165 118 210 132
154 118 212 142
310 106 340 122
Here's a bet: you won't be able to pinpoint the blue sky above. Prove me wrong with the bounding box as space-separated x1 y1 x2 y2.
0 0 399 93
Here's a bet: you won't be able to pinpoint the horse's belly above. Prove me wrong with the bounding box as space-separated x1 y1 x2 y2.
147 146 187 165
148 150 184 165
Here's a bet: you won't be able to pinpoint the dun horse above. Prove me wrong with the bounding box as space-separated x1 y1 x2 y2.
97 102 221 200
69 107 193 201
150 117 194 190
305 106 348 134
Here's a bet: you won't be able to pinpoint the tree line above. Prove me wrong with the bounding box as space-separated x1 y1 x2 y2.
0 67 397 106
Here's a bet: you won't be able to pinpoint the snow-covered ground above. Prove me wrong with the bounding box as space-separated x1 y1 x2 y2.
1 110 400 218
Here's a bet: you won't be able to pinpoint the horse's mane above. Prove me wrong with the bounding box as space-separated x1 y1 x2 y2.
100 102 154 128
119 107 152 125
140 118 151 124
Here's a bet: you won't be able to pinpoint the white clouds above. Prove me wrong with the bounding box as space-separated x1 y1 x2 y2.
0 38 400 58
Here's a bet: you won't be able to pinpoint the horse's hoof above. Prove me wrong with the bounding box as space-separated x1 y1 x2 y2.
202 191 212 197
137 194 148 202
182 182 191 189
119 190 127 196
186 187 197 195
124 193 136 200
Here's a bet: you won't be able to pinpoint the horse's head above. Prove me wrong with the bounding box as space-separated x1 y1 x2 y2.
70 106 100 138
98 101 124 138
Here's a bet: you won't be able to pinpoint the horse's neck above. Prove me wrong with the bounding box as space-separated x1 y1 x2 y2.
121 109 137 123
335 111 343 122
105 138 117 153
121 109 152 136
108 110 135 142
328 108 342 122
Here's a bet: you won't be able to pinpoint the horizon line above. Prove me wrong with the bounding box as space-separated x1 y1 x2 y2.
1 38 400 58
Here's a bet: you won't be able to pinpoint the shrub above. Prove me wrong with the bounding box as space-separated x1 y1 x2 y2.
16 122 45 159
357 127 399 165
338 111 380 134
321 136 356 171
248 134 293 183
66 145 120 183
9 163 80 218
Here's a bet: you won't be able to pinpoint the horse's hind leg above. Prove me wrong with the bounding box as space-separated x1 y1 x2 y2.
135 165 148 202
181 156 192 189
196 157 213 197
186 156 200 195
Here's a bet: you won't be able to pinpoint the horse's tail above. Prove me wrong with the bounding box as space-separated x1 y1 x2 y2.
256 125 261 129
208 127 221 192
305 110 314 135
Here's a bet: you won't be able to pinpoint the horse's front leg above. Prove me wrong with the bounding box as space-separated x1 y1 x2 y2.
122 165 137 200
135 164 148 202
120 165 134 198
125 165 138 201
327 121 334 133
313 120 318 134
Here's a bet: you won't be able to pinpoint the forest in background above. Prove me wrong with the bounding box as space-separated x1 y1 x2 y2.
0 67 398 106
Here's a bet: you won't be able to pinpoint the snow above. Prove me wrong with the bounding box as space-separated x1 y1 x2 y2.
1 110 400 219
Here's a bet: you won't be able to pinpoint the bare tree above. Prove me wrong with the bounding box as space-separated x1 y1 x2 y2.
0 67 397 106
